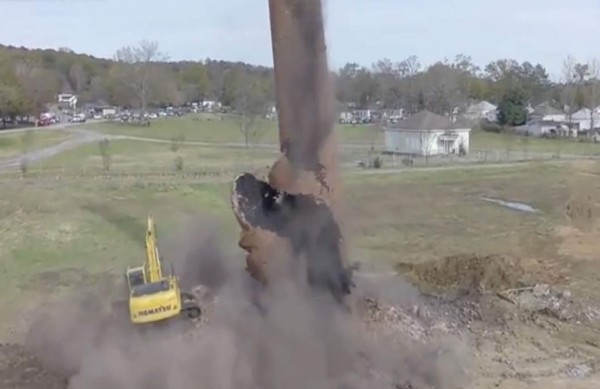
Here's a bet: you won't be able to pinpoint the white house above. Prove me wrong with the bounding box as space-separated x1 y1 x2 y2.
464 100 498 122
528 102 565 122
384 110 471 156
571 108 600 131
57 94 77 109
516 120 574 137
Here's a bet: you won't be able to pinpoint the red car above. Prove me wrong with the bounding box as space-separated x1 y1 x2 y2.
37 117 52 126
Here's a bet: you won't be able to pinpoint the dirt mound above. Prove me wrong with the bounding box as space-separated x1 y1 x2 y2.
395 254 546 296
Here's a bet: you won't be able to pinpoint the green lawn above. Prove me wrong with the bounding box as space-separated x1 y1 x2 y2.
471 130 600 155
2 160 597 341
0 130 74 159
89 116 382 145
34 139 279 176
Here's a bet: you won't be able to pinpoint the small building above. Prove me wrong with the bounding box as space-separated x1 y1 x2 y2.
516 119 575 137
101 106 117 117
384 110 471 156
528 102 565 122
571 108 600 131
464 100 497 122
57 94 77 109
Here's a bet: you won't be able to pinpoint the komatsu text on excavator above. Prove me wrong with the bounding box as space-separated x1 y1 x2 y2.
125 214 201 324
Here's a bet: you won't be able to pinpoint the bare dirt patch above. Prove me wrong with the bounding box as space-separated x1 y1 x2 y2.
554 225 600 263
394 253 562 296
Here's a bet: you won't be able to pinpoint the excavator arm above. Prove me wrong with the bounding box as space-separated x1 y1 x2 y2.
144 214 163 283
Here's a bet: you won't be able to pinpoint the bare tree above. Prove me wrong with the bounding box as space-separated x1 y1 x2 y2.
21 129 34 152
560 55 577 126
232 74 268 147
89 75 107 102
419 130 433 163
173 156 184 171
396 55 421 112
170 134 185 152
68 62 87 94
14 60 59 114
113 40 169 111
98 138 111 172
585 59 600 132
367 118 384 167
19 130 34 175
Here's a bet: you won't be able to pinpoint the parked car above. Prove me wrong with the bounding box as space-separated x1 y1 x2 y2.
70 114 86 123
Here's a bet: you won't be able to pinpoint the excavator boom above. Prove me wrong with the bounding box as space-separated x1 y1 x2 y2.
145 214 163 283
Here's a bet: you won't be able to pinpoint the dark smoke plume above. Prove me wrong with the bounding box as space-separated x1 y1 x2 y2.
24 215 472 389
232 172 353 304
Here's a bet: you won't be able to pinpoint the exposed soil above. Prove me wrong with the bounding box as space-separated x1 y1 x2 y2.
394 253 567 297
3 259 599 389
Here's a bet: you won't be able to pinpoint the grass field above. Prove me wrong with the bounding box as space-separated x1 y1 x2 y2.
0 130 74 159
2 118 600 389
471 129 600 155
89 116 383 145
86 116 600 159
36 139 279 176
1 158 598 341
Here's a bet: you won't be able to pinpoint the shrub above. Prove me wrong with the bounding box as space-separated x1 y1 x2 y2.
174 156 184 171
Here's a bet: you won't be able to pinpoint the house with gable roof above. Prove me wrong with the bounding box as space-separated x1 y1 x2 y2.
383 110 471 156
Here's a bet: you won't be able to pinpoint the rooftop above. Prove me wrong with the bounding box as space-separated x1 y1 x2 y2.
387 110 470 130
532 102 563 116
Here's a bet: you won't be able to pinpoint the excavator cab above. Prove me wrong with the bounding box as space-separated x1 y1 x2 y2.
126 266 145 288
126 214 201 324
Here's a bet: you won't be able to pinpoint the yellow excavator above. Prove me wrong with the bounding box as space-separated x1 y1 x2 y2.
125 213 201 324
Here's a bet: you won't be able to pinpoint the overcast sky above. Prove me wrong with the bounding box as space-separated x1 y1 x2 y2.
1 0 599 78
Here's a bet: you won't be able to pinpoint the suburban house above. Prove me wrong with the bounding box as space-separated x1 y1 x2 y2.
383 110 471 156
464 100 498 122
513 102 574 137
516 120 574 137
528 102 565 122
571 108 600 131
57 94 77 110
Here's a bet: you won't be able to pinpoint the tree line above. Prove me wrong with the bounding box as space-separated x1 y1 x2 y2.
1 40 599 126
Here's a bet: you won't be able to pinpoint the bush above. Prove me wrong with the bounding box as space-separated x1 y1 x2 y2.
372 156 383 169
479 119 503 133
21 130 34 152
98 138 111 172
170 134 186 152
174 156 184 171
19 158 28 175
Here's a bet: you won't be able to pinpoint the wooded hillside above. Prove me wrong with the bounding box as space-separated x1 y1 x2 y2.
1 40 599 124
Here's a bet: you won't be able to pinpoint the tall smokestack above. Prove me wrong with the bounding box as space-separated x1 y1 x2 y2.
231 0 351 302
266 0 342 220
268 0 334 168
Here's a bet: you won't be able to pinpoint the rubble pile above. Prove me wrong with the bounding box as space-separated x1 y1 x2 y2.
499 283 600 323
